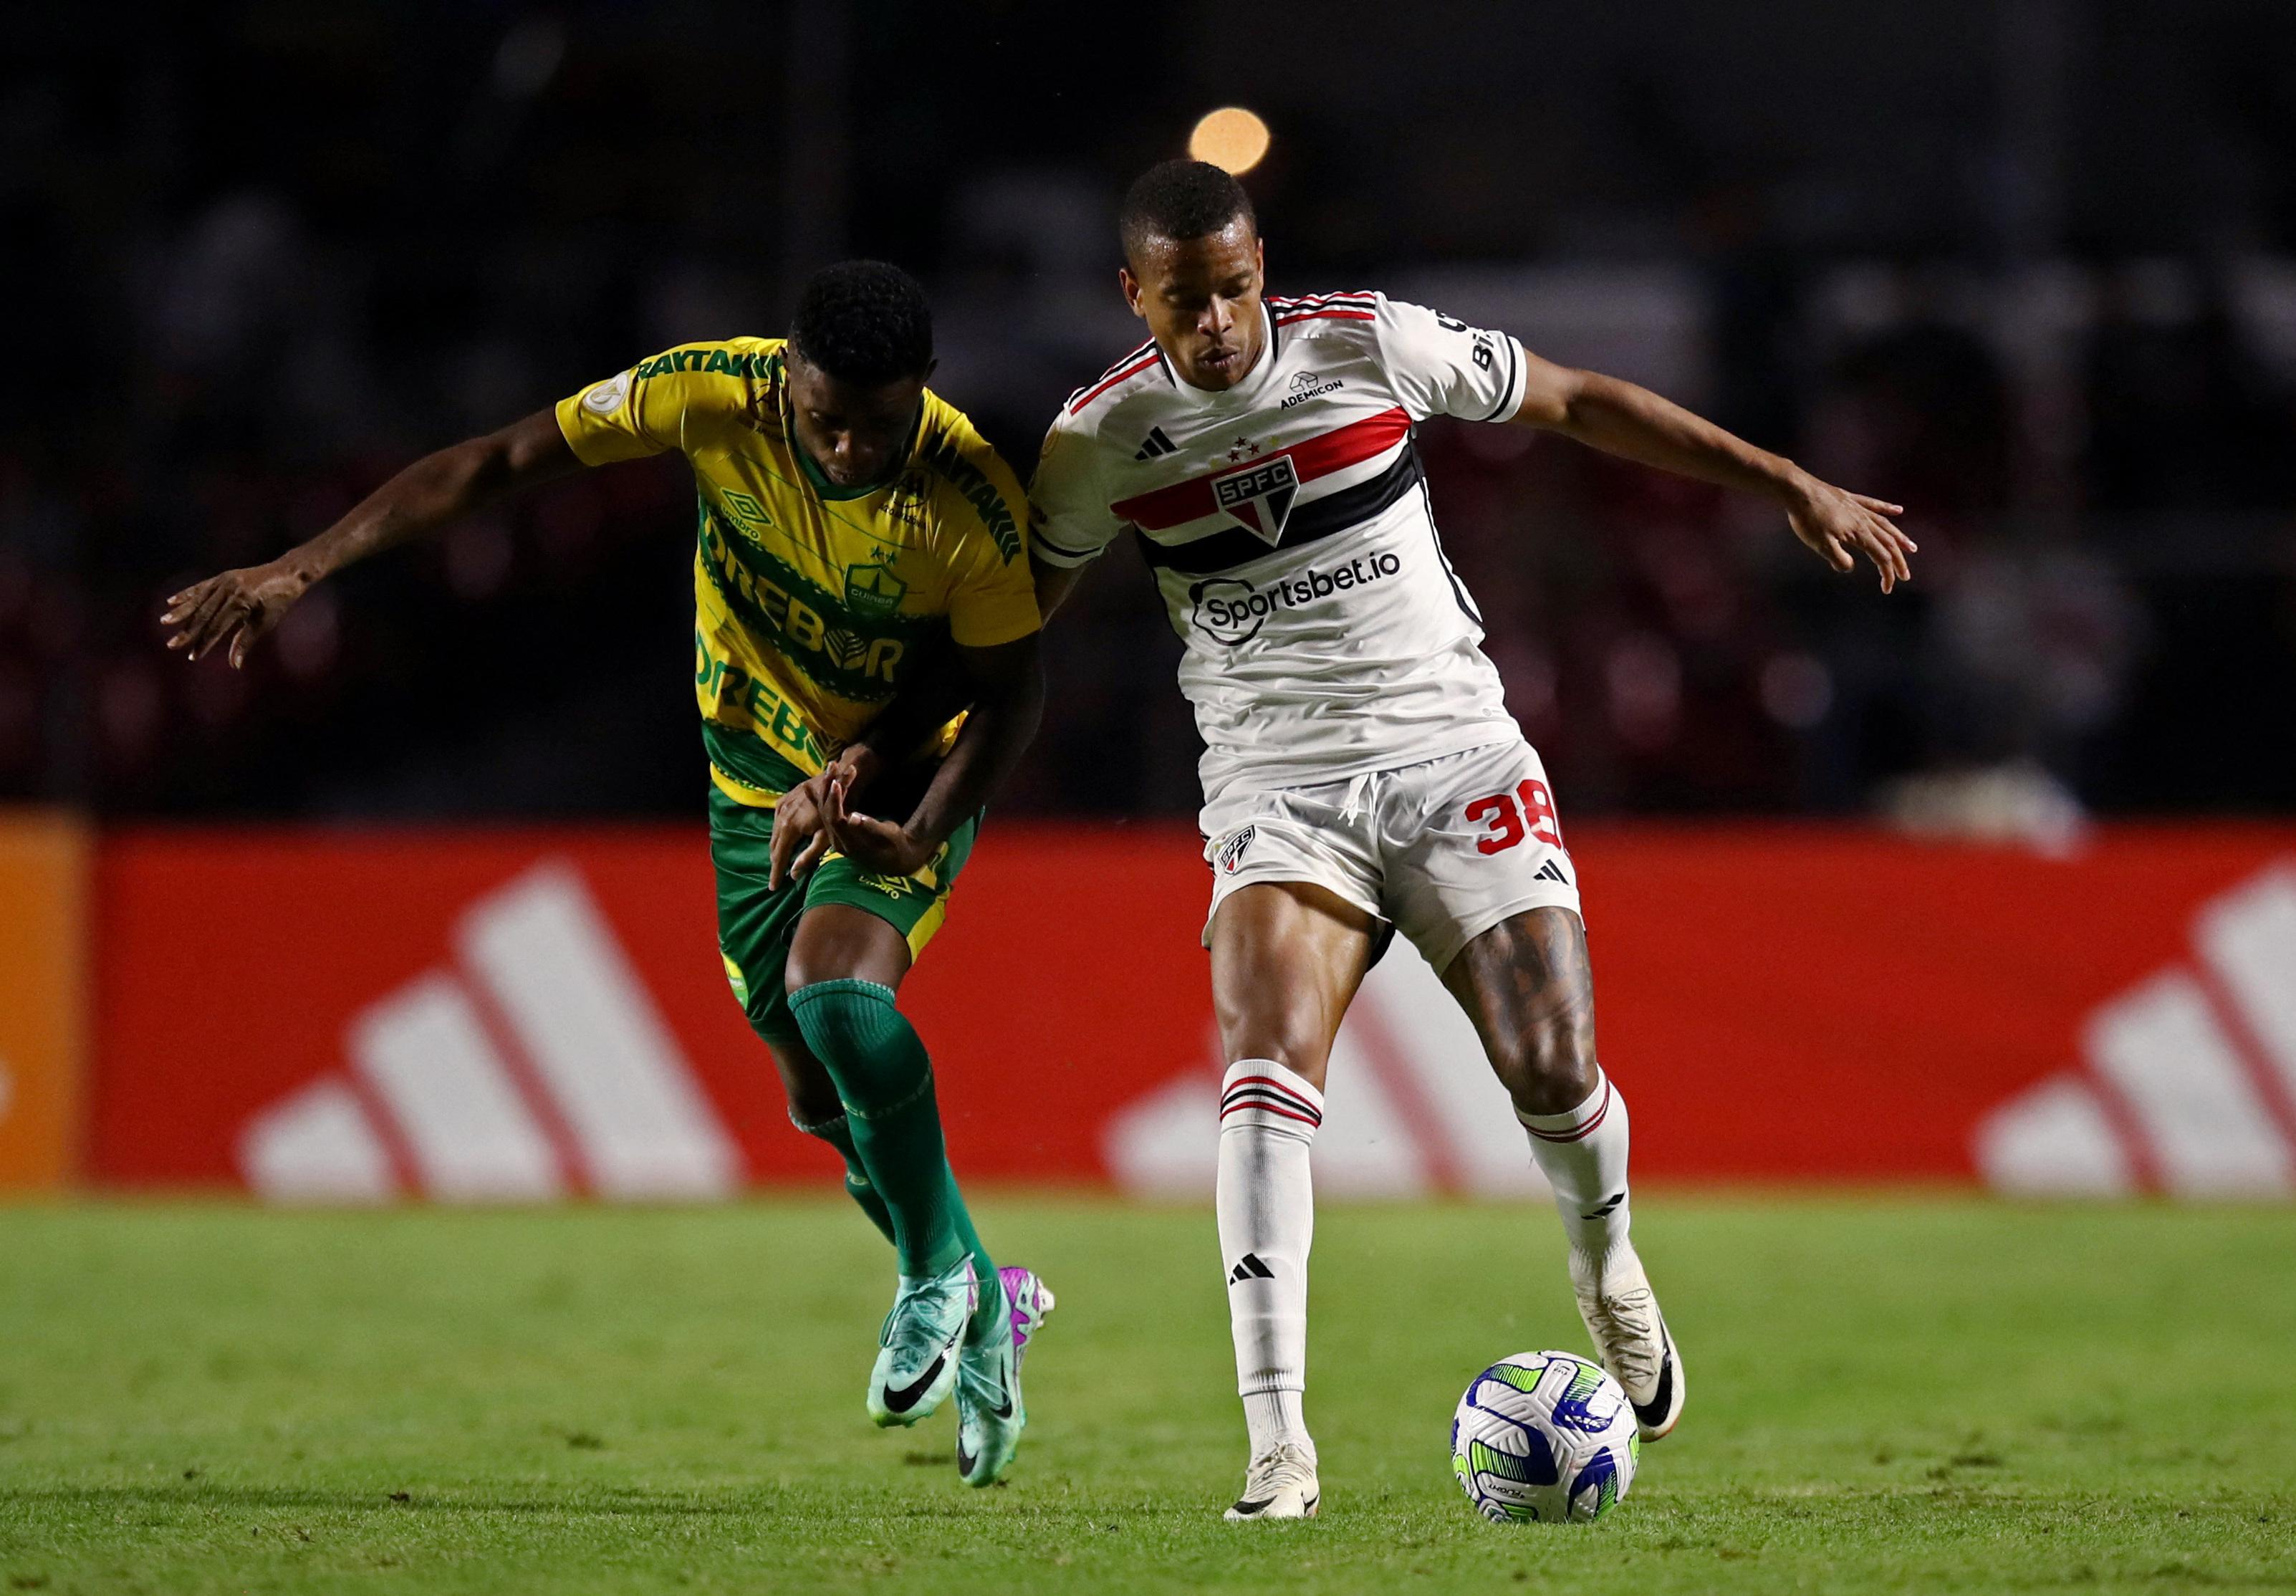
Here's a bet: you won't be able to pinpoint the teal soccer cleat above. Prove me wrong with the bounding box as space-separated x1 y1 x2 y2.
866 1256 975 1428
955 1266 1055 1486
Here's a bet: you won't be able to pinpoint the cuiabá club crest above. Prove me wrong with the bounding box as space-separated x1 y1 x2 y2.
844 562 907 619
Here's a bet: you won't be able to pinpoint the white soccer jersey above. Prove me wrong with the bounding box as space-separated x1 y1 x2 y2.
1030 292 1530 799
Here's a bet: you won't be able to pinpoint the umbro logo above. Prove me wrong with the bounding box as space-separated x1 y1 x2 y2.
1533 860 1571 885
1134 426 1178 461
1228 1253 1276 1284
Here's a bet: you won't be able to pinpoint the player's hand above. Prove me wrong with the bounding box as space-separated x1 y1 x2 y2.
820 774 933 880
767 746 885 890
1785 476 1917 594
768 776 835 890
161 560 312 668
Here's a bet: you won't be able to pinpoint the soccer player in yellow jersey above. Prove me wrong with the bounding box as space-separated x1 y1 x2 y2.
163 262 1055 1486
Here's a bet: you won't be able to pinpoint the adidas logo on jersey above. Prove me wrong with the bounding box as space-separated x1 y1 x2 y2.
1533 860 1571 885
1134 426 1178 461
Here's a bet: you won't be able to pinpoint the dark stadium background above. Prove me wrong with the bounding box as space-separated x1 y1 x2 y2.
6 10 2296 1591
5 0 2292 825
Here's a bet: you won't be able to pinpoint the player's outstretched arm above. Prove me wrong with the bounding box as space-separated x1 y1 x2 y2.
1509 352 1917 593
163 409 581 667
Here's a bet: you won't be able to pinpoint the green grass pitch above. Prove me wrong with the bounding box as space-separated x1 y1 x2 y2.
1 1196 2291 1594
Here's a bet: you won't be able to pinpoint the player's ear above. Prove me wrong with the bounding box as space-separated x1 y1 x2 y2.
1119 265 1145 319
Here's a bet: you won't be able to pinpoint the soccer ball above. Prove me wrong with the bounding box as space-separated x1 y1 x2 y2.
1451 1350 1640 1524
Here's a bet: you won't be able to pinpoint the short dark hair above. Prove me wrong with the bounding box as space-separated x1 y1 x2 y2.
789 260 933 385
1119 159 1256 260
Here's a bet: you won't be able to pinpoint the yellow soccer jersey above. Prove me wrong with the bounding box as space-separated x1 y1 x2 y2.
554 337 1039 803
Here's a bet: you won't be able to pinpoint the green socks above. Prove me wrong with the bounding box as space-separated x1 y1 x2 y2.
788 979 998 1327
789 1107 898 1249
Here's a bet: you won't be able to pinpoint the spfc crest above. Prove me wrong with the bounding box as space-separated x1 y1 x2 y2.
1212 454 1300 544
1215 824 1257 875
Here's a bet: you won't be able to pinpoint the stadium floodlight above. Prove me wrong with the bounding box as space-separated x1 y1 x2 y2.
1187 107 1271 175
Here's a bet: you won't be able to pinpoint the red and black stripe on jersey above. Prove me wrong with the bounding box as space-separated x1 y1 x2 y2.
1267 291 1377 326
1113 405 1424 577
1063 338 1168 415
1064 296 1373 416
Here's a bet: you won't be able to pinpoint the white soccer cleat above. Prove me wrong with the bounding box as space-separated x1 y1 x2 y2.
1223 1442 1321 1522
866 1257 974 1428
1570 1243 1685 1443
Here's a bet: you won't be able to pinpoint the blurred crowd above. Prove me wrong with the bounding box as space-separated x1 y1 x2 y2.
4 1 2294 823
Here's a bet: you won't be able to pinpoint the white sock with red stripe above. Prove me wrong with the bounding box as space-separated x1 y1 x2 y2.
1218 1058 1322 1461
1518 1067 1633 1261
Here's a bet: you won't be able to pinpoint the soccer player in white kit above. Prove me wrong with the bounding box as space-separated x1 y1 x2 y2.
1028 161 1918 1521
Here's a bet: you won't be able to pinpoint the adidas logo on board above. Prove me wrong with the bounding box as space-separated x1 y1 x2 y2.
1976 861 2296 1197
238 862 741 1203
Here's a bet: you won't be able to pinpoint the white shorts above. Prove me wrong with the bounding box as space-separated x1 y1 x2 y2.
1199 739 1582 972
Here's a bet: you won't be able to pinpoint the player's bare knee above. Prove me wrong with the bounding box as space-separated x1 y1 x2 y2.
1216 991 1335 1087
785 905 910 994
1493 1020 1598 1117
1221 1022 1332 1090
1213 976 1342 1089
782 937 851 994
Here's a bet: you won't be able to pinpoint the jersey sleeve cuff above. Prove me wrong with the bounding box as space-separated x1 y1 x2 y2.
555 388 677 466
553 397 597 460
1484 337 1529 424
1028 533 1108 569
554 396 640 466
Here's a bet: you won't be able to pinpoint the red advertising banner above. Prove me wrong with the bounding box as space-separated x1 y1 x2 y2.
90 823 2296 1201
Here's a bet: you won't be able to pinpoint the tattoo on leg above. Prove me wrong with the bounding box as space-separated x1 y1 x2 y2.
1448 908 1598 1115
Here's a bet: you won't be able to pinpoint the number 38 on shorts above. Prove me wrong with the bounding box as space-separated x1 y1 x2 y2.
1465 778 1564 856
1196 739 1582 974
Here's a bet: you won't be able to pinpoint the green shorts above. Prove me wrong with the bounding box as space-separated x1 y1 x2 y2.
709 782 979 1050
